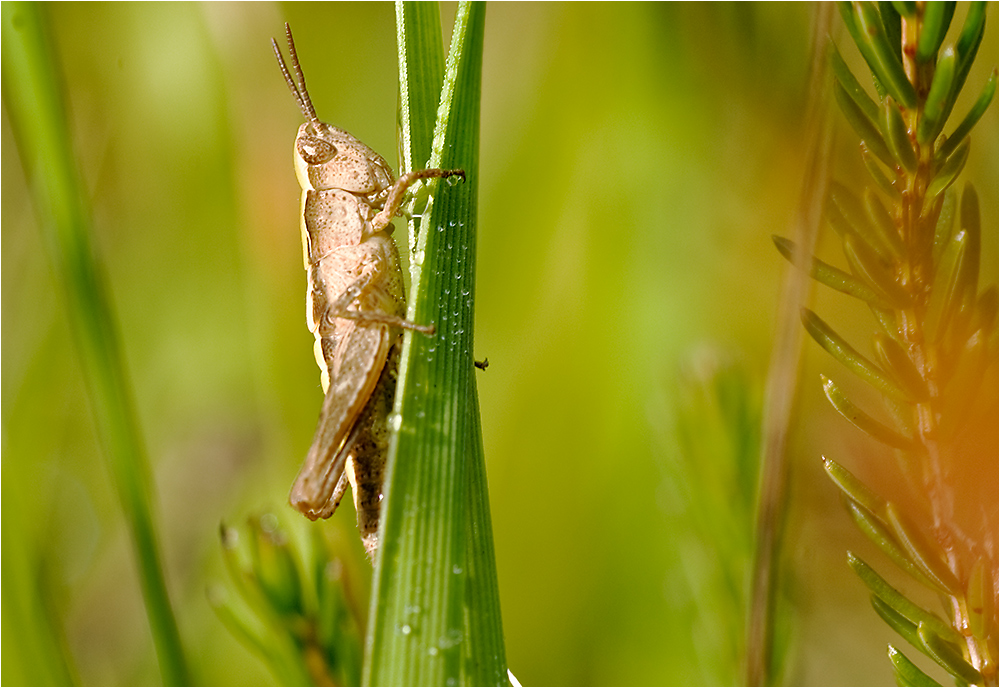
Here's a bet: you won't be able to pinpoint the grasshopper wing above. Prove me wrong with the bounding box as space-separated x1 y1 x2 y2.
290 322 391 519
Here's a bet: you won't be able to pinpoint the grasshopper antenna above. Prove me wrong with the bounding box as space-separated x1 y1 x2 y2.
272 22 318 122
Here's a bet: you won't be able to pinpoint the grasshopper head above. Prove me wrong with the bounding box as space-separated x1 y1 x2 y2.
274 24 395 198
293 121 395 197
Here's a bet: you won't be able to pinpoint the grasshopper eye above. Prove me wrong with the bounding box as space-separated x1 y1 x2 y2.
298 136 337 165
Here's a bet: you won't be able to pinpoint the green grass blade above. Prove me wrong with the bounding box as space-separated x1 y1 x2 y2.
366 3 504 685
395 1 445 177
461 387 509 685
1 4 189 684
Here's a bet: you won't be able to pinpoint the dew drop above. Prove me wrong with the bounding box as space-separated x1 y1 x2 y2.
401 624 412 635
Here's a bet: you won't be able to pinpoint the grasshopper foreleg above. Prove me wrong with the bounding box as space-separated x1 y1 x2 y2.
371 168 466 232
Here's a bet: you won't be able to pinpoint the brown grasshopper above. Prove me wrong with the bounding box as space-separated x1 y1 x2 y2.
272 24 463 557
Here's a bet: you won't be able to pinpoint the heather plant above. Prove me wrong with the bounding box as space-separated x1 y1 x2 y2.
774 3 998 684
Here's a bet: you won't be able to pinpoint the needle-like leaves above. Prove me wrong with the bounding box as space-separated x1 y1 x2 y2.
918 48 956 145
853 2 918 108
952 1 988 104
820 375 913 448
863 189 905 258
846 504 948 591
916 2 955 63
931 186 958 265
773 236 889 306
830 38 880 123
873 597 928 655
926 138 970 200
873 334 927 401
884 504 960 594
888 645 943 687
835 82 896 169
847 553 963 645
822 2 997 680
917 622 983 684
958 184 982 311
966 557 990 639
829 182 895 261
822 456 887 517
802 309 904 399
843 236 910 308
861 144 901 198
882 98 917 172
938 69 997 162
924 229 968 342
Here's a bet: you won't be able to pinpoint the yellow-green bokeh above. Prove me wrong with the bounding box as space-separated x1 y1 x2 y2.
3 3 996 685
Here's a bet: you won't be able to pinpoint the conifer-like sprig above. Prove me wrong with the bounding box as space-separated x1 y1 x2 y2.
775 3 997 684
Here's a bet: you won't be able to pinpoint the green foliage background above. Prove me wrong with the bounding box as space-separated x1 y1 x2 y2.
3 3 996 685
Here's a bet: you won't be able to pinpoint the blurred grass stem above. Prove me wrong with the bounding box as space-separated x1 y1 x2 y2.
1 3 189 684
746 4 834 685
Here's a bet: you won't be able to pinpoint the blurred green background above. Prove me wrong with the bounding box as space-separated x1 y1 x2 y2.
3 3 996 685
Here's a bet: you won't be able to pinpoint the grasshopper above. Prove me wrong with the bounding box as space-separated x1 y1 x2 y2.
272 24 463 557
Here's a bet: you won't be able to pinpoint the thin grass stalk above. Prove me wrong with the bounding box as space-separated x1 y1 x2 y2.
746 4 835 685
0 3 189 684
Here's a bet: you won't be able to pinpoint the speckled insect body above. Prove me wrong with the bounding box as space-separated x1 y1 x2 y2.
273 25 463 557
